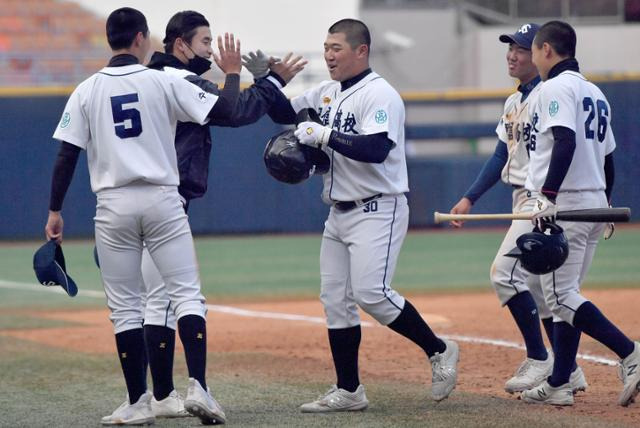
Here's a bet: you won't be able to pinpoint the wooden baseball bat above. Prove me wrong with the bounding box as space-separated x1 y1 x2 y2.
434 207 631 224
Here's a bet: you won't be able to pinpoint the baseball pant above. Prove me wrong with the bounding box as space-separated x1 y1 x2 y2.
94 183 206 334
320 194 407 329
490 188 550 318
538 190 608 325
141 246 179 329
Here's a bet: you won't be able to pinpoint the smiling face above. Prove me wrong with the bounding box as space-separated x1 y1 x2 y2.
323 32 368 82
506 43 538 83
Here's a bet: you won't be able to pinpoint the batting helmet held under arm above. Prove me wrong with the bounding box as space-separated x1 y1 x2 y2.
263 129 330 184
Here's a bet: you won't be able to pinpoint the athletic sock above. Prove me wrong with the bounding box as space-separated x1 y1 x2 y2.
541 317 577 371
548 322 580 387
573 301 635 359
387 300 445 358
178 315 207 390
506 292 548 361
115 328 147 404
541 317 554 348
328 326 361 392
144 325 176 400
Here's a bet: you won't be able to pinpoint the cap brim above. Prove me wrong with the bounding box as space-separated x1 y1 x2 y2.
53 261 78 297
499 34 530 49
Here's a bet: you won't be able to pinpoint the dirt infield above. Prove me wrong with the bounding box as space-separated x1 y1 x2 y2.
3 289 639 425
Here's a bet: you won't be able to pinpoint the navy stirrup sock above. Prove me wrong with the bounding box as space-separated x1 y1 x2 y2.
115 328 147 404
542 317 577 371
573 301 634 360
328 326 361 393
178 315 208 390
548 322 580 387
144 325 176 400
506 292 547 361
387 300 445 357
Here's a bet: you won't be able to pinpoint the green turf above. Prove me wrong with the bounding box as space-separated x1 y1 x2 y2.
1 228 638 308
1 231 638 427
0 336 631 428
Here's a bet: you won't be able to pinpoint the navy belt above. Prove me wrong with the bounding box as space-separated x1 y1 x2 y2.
334 194 383 211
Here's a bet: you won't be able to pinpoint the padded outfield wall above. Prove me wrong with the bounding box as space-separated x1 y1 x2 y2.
1 81 638 240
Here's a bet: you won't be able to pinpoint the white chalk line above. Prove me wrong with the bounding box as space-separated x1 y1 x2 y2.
0 279 618 366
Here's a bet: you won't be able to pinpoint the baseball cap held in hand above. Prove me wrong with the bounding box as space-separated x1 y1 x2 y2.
499 23 540 50
33 240 78 297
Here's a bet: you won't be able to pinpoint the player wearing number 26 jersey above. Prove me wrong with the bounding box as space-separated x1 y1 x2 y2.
520 20 640 408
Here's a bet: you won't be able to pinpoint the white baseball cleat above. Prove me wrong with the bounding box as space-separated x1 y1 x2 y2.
504 355 553 394
618 341 640 407
520 380 574 406
569 366 588 394
300 384 369 413
184 378 226 424
151 389 190 418
430 339 459 402
101 391 155 425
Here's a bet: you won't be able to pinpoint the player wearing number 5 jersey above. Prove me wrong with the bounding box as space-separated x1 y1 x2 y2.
520 20 640 407
46 8 227 425
268 19 458 412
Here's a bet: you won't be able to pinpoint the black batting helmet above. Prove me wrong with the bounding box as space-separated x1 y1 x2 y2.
263 129 330 184
504 222 569 275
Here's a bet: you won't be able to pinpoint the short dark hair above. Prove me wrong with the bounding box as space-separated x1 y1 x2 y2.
163 11 210 54
106 7 149 50
533 20 576 58
328 19 371 50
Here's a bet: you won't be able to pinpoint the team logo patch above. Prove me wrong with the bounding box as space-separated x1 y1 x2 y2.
197 92 207 103
322 96 331 104
549 100 559 117
59 112 71 128
518 24 532 34
375 109 387 124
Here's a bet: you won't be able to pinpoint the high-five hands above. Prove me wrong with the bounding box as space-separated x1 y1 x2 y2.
213 33 242 74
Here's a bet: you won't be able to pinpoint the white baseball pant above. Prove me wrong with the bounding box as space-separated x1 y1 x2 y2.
320 194 407 329
94 183 206 334
490 188 551 318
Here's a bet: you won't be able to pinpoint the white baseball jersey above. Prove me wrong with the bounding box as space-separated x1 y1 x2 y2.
526 71 616 192
290 72 408 203
53 64 218 193
496 82 541 186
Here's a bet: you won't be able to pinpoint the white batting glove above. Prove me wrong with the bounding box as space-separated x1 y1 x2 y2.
241 50 270 79
532 195 557 227
603 222 615 240
603 204 615 240
294 121 332 147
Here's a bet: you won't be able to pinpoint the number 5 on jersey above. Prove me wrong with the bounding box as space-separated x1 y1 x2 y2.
111 93 142 139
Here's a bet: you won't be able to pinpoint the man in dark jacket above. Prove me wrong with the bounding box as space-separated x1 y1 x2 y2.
134 10 306 420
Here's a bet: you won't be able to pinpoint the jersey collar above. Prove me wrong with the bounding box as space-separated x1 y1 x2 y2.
107 54 139 67
340 68 372 92
518 75 541 102
548 58 580 80
147 51 186 71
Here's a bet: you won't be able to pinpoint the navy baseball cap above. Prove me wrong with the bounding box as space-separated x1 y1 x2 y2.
499 23 540 50
33 240 78 297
